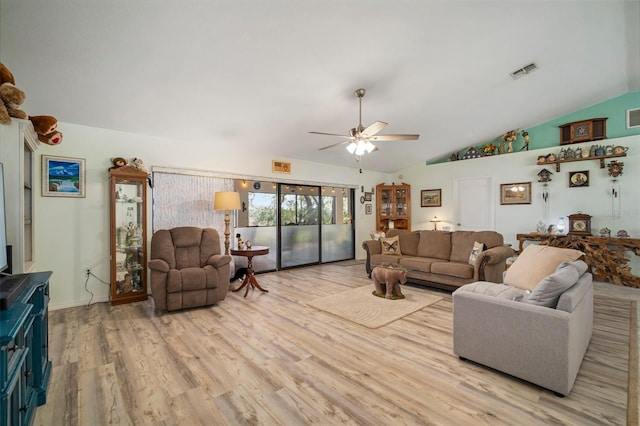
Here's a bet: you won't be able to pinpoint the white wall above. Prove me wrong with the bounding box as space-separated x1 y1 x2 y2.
33 122 386 309
28 121 640 309
400 135 640 274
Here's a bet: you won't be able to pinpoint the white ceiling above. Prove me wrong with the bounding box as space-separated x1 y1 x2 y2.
2 1 639 173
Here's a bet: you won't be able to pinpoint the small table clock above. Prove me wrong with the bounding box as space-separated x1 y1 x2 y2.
567 213 592 236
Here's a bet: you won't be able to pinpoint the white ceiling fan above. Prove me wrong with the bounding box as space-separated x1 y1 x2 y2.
310 88 420 158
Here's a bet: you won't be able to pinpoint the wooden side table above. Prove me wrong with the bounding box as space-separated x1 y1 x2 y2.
230 246 270 297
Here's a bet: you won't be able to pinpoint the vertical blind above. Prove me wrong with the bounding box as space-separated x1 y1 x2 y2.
152 169 234 234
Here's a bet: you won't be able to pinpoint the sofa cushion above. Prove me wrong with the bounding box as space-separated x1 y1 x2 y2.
450 231 504 263
431 261 474 279
526 260 587 308
370 253 402 267
468 241 486 265
417 230 451 260
457 281 525 301
398 256 440 273
381 236 401 254
398 231 420 257
504 245 584 291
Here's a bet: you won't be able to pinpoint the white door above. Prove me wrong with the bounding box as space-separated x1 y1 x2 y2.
454 177 494 231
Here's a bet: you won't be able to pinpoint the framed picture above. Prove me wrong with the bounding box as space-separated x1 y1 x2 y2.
500 182 531 205
364 192 373 202
42 155 86 198
569 170 589 187
421 189 441 207
365 203 372 215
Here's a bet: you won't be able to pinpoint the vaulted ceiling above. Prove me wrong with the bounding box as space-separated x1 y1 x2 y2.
2 1 639 173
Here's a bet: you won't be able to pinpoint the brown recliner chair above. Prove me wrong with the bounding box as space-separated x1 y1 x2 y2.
149 227 231 311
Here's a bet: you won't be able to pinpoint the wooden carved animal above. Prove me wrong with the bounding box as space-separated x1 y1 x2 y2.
372 267 407 299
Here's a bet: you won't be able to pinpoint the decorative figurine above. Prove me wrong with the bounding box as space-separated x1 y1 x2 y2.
599 227 611 238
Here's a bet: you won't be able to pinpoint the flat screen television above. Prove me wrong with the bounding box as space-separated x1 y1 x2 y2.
0 162 8 274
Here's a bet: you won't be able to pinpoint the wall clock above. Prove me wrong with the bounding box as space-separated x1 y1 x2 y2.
253 181 261 190
568 213 592 236
559 118 607 145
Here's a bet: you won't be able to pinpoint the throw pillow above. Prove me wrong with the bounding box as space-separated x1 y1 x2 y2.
526 261 581 308
380 236 401 255
503 245 584 291
468 241 486 265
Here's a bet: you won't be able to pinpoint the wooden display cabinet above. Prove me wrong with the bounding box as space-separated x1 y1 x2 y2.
376 183 411 232
109 166 148 305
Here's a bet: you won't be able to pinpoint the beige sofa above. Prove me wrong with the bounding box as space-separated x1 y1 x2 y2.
362 229 514 290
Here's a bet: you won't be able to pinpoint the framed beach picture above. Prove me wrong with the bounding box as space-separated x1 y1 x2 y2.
500 182 531 205
42 155 86 198
421 189 441 207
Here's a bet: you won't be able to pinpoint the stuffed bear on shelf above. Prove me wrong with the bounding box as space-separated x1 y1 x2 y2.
29 115 63 145
0 63 28 125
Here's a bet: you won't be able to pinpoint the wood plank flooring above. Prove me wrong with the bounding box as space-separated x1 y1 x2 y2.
34 263 636 425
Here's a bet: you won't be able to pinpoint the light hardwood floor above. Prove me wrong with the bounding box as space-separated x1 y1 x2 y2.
34 263 637 425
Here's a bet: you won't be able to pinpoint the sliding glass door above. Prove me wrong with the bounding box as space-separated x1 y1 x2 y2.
233 179 355 271
279 184 320 268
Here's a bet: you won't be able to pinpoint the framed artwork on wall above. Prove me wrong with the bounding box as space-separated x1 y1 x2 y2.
421 189 441 207
569 170 589 187
42 155 86 198
364 192 373 202
365 203 372 215
499 182 531 205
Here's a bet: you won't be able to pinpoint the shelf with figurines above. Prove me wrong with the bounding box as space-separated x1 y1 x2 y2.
536 144 628 172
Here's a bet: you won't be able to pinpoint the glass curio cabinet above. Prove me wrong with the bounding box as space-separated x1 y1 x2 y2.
109 166 148 305
375 182 411 232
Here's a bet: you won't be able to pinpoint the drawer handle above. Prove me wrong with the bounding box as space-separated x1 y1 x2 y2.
20 404 29 412
25 369 32 377
7 346 17 352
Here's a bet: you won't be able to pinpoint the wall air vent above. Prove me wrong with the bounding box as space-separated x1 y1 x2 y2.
510 62 538 80
627 108 640 129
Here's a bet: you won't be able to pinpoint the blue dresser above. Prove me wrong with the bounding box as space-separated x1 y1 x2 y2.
0 272 52 426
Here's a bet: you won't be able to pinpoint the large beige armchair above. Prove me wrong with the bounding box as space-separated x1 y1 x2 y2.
148 227 231 311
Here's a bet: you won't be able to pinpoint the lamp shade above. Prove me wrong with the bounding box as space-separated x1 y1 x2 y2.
214 191 241 210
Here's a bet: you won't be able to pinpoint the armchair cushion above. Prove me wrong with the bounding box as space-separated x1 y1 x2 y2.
504 244 584 291
526 260 588 308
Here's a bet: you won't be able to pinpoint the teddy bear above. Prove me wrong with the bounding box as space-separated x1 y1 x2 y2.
109 157 127 170
371 266 407 300
0 63 28 125
28 115 63 145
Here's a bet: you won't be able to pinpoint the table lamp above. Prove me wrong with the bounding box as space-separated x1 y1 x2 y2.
214 191 241 255
430 216 441 231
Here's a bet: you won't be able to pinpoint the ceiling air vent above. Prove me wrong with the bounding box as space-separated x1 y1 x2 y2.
510 62 538 80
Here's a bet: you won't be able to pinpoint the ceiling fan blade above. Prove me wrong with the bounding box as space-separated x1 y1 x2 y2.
318 140 351 151
309 131 352 138
370 134 420 141
361 121 388 137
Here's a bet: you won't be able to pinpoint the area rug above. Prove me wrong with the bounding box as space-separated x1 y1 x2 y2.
308 285 442 329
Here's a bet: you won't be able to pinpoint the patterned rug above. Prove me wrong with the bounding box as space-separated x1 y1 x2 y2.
308 285 442 329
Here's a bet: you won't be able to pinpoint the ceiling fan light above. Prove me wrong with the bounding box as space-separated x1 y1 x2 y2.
354 140 368 156
346 142 357 154
365 141 376 153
